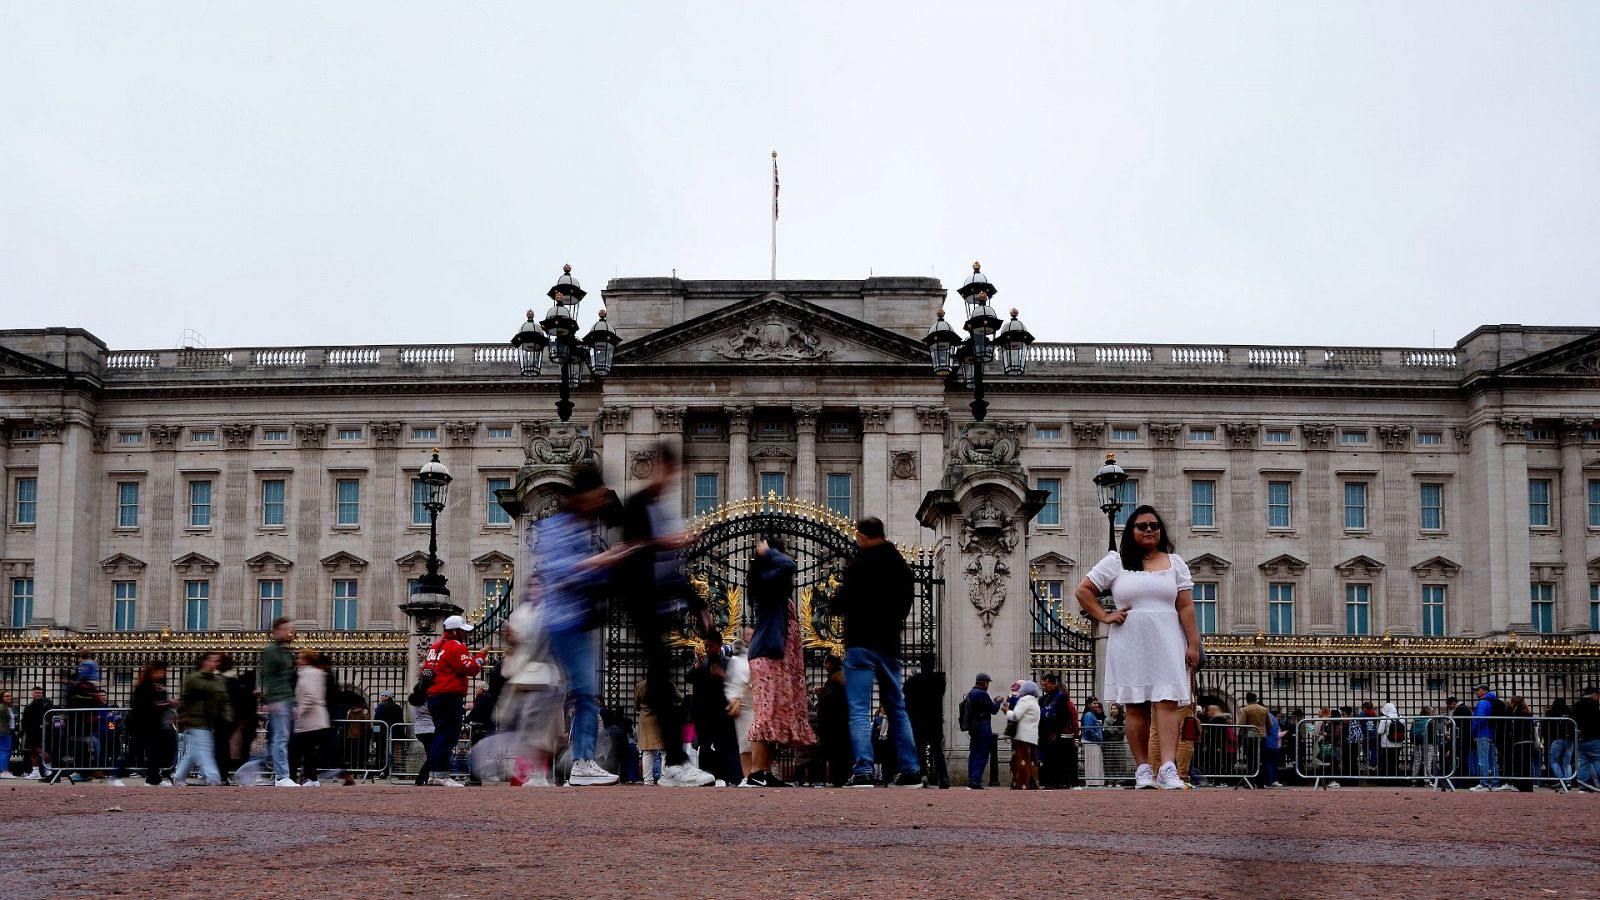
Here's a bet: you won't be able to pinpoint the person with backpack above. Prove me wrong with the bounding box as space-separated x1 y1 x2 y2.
421 616 488 787
1377 701 1407 778
1471 684 1512 791
961 673 1000 789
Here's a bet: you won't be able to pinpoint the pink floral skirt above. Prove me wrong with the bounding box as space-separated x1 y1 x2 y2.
748 601 817 746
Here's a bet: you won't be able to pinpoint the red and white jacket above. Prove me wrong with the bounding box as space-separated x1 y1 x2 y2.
424 637 484 697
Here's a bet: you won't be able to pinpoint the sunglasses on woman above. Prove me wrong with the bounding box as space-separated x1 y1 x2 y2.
1132 522 1163 532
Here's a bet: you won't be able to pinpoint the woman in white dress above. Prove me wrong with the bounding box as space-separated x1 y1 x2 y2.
1074 505 1200 790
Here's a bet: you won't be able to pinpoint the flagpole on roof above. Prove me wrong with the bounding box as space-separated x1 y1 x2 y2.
770 150 779 280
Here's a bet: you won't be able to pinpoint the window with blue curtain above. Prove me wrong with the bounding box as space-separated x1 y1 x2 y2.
1528 479 1552 527
189 480 212 528
411 479 430 525
11 578 34 627
1267 481 1292 529
1345 583 1371 635
117 482 140 528
1420 483 1443 530
693 473 720 517
1190 480 1215 528
1422 585 1446 637
826 473 852 518
1269 583 1294 634
333 579 358 631
14 477 36 525
759 472 786 500
1343 482 1367 530
1591 582 1598 633
257 580 283 630
336 479 361 526
1193 582 1218 634
262 479 286 526
1530 583 1555 633
114 581 137 630
1113 480 1138 527
1035 478 1061 526
486 478 512 525
1589 479 1600 528
185 580 210 631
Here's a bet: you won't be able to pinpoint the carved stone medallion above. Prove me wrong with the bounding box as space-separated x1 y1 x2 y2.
712 314 835 361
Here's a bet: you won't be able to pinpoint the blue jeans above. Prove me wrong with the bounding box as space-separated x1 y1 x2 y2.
265 700 293 779
844 647 919 779
1547 739 1573 781
967 727 991 786
173 727 220 785
1474 735 1498 787
1576 739 1600 788
0 735 11 774
426 694 465 776
547 625 600 761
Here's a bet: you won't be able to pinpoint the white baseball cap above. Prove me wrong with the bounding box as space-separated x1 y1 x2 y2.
442 614 473 633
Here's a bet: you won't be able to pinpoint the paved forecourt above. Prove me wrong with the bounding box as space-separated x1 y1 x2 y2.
2 782 1596 898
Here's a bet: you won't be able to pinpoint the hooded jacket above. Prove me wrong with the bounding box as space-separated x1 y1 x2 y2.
1006 683 1042 745
1378 702 1408 748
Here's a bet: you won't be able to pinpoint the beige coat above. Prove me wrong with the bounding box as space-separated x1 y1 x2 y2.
635 678 678 752
294 666 330 732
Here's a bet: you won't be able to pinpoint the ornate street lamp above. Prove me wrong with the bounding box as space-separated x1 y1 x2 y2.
415 450 453 596
510 264 622 422
1093 452 1129 553
925 262 1035 422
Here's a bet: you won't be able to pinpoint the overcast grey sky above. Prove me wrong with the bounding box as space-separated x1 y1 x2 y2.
2 2 1596 351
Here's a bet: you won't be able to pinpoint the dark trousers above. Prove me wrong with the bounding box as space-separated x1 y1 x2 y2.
115 728 172 785
630 605 689 767
291 728 329 782
1039 735 1079 788
414 735 434 783
967 727 991 786
915 727 949 787
426 694 466 776
989 733 1001 785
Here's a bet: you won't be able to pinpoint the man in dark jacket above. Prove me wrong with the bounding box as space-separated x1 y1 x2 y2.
963 673 1000 789
20 686 53 780
1037 674 1080 789
260 617 297 785
1571 685 1599 792
903 662 949 788
373 691 403 777
832 516 922 788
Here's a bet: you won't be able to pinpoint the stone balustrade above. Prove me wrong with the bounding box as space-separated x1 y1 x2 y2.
1025 342 1459 373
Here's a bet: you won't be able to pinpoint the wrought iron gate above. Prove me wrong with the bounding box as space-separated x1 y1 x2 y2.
1029 580 1097 704
602 496 941 717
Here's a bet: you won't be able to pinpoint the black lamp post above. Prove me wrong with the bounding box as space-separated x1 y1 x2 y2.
414 450 453 596
1093 452 1129 553
924 262 1034 422
510 264 622 422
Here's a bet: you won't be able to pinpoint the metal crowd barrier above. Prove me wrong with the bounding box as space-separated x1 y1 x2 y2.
387 721 475 782
1192 722 1264 787
41 707 128 783
1289 714 1579 792
1444 714 1581 793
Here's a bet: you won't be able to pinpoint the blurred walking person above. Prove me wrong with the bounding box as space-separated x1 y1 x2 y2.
291 650 332 786
494 601 565 788
834 516 923 789
422 615 488 787
171 652 231 786
260 617 297 786
617 443 716 788
111 661 174 787
744 535 817 788
903 661 948 789
20 686 52 780
409 696 436 785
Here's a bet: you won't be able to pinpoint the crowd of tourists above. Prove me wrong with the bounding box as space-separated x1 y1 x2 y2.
4 486 1598 794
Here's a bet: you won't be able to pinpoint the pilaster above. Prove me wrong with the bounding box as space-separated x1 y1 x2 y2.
795 403 820 503
1558 418 1593 631
724 405 752 501
860 405 891 521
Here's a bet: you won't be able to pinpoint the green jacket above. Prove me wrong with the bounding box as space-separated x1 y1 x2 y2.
260 640 297 703
178 671 231 731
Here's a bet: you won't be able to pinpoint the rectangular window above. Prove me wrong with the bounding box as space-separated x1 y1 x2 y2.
332 579 358 631
1345 583 1371 635
1530 583 1555 634
1112 427 1140 441
412 427 438 441
1420 483 1444 531
1422 584 1447 637
1113 480 1138 527
1036 478 1062 526
1272 675 1295 691
759 472 786 499
1349 676 1371 692
11 578 35 627
759 421 786 435
826 473 852 518
487 426 514 439
14 477 37 525
483 578 503 604
1416 432 1443 446
1190 480 1216 528
262 428 289 442
692 422 719 436
411 479 430 525
188 480 213 528
1188 428 1216 443
1588 480 1600 528
407 578 421 596
826 422 853 437
117 431 143 445
185 580 210 631
1267 481 1292 529
1035 579 1064 604
693 473 720 517
1269 583 1295 635
1264 429 1293 444
336 428 363 441
1193 582 1218 634
117 481 140 528
1529 479 1552 527
1343 482 1368 530
1034 426 1062 440
336 479 361 526
1340 430 1367 445
262 479 286 526
257 580 284 630
13 427 38 440
190 430 216 444
113 581 138 630
1525 426 1555 442
486 478 512 525
1591 583 1598 633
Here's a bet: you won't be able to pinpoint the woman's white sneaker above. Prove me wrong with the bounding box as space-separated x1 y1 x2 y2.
1156 763 1186 790
568 759 619 786
1134 764 1156 789
658 763 716 787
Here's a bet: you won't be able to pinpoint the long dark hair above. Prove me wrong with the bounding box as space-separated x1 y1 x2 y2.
1118 504 1175 572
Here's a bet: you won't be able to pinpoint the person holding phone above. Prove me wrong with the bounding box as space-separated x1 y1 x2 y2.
1074 505 1200 791
421 615 489 787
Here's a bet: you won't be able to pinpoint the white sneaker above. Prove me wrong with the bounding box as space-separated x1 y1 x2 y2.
158 778 175 787
1492 784 1518 792
659 762 716 787
108 778 126 787
0 772 15 779
521 770 551 788
22 770 41 781
1326 781 1342 788
274 778 300 788
568 759 620 787
738 778 751 787
302 780 321 788
1133 764 1156 790
1469 784 1492 792
1156 763 1186 790
428 776 465 787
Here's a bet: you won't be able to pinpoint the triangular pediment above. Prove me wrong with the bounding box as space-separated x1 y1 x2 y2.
171 552 219 573
1186 553 1231 577
472 550 514 574
320 551 369 572
1411 555 1462 579
99 553 147 574
1495 330 1600 378
613 294 929 367
1258 554 1308 576
0 346 73 380
1029 552 1077 575
246 551 295 574
1335 554 1386 577
395 550 438 571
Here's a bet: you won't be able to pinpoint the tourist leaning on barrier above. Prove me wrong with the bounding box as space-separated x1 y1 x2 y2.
1543 698 1574 785
1409 708 1437 783
1377 702 1407 779
261 617 298 787
1570 685 1600 792
1470 685 1509 792
171 652 231 786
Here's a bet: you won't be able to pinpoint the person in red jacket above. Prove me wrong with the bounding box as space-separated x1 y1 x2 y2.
423 615 487 787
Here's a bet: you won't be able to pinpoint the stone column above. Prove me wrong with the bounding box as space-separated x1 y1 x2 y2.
1492 418 1533 633
219 423 252 629
1558 418 1593 631
148 424 180 627
654 406 687 514
1222 423 1259 632
1302 423 1336 632
860 405 891 522
1377 425 1414 634
724 405 752 501
916 405 948 487
794 404 820 504
293 423 327 625
597 407 631 489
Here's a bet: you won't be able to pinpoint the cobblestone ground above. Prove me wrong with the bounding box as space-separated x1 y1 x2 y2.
3 782 1597 899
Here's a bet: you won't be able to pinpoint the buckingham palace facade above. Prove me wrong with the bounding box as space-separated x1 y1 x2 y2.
2 272 1599 643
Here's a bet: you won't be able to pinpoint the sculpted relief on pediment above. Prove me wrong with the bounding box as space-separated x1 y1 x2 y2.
711 313 836 362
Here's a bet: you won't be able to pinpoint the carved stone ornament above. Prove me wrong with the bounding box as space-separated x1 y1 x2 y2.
959 498 1021 645
445 421 477 447
712 313 835 361
915 405 948 434
597 406 631 434
221 423 253 449
1560 417 1598 445
858 405 892 433
370 422 403 447
532 494 564 521
750 445 796 462
890 449 918 480
92 426 110 451
1223 423 1259 450
1072 422 1105 447
1566 354 1600 376
524 420 595 466
630 449 659 480
296 423 328 449
147 424 181 450
794 404 822 431
1498 417 1531 443
654 405 687 431
723 405 753 432
1301 423 1335 450
1149 423 1182 448
1376 424 1413 451
33 417 65 443
946 420 1023 468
